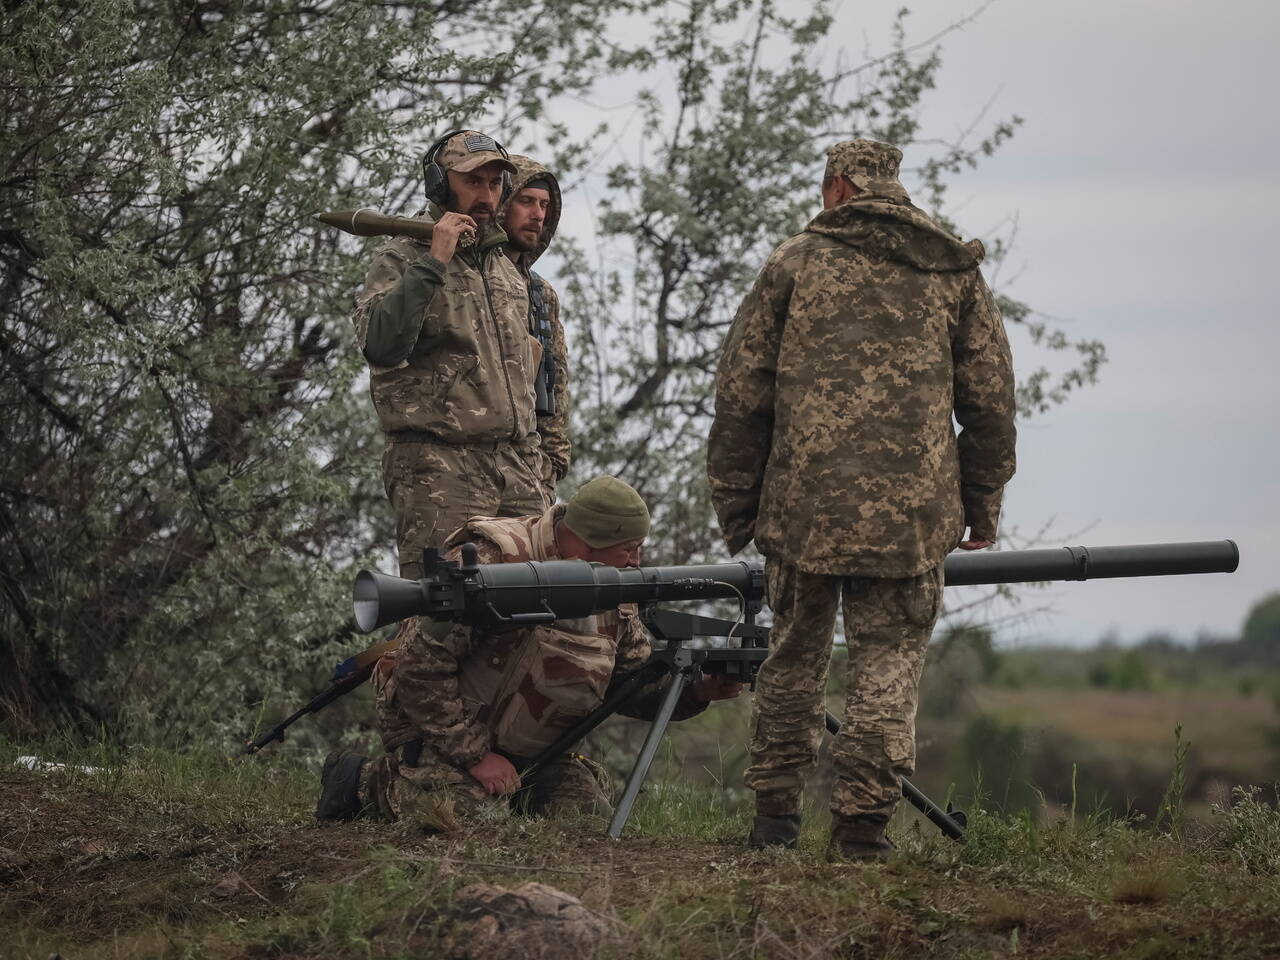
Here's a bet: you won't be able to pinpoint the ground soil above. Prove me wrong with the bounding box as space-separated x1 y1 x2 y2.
4 768 1280 959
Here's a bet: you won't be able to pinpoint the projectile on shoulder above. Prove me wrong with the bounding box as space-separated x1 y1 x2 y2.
314 209 435 243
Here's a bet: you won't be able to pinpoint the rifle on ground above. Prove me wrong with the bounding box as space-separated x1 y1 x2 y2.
243 638 396 755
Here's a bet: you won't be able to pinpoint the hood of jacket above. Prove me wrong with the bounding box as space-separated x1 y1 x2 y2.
804 196 984 272
497 155 562 268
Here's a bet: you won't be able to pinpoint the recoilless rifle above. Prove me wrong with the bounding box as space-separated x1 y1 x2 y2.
333 538 1238 840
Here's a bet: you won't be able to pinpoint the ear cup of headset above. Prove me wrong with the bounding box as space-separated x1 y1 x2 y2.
422 127 465 209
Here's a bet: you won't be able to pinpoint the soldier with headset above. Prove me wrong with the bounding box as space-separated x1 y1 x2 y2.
351 129 553 584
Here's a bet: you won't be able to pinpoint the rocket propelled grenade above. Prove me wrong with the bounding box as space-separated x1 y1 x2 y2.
315 208 435 243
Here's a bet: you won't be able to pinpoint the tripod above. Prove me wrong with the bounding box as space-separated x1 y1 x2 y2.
519 605 967 841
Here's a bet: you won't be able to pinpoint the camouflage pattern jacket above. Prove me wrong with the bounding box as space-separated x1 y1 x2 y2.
375 506 706 768
708 196 1017 578
497 156 572 485
352 206 541 447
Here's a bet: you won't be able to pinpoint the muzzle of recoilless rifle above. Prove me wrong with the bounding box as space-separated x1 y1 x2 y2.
352 539 1239 634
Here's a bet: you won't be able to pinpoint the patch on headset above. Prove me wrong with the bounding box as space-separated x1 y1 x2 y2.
464 133 499 153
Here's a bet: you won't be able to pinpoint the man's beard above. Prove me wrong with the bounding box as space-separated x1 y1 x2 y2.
505 228 540 253
468 206 503 243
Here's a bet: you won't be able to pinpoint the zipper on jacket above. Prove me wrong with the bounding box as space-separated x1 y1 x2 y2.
478 257 520 440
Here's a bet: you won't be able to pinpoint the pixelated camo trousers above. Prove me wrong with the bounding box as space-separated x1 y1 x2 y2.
744 559 943 821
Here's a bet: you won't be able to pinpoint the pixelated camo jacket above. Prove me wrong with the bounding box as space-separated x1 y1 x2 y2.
708 197 1016 578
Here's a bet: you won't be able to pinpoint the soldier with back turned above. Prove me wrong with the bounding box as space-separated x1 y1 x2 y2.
708 139 1017 861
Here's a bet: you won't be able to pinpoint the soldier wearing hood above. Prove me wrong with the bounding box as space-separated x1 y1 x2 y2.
708 139 1016 860
496 155 572 499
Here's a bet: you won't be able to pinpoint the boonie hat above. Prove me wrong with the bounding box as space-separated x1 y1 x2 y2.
437 130 517 176
563 476 650 548
825 138 909 201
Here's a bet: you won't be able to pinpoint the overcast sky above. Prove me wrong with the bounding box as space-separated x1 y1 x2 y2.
541 0 1279 645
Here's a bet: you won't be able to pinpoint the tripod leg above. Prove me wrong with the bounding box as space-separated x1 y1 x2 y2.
823 710 964 841
607 670 690 839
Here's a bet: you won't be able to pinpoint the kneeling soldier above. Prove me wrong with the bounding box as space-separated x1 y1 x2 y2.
317 476 742 828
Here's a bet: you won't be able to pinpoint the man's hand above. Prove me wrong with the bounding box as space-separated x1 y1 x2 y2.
693 672 744 703
958 538 994 551
467 751 521 795
431 212 478 264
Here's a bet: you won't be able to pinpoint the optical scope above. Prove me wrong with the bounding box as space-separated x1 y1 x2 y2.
353 539 1239 634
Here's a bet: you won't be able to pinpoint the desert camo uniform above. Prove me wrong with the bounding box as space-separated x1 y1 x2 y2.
707 139 1017 832
361 504 709 829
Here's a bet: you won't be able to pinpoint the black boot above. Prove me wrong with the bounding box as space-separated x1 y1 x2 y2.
315 749 369 821
827 816 893 862
748 813 802 850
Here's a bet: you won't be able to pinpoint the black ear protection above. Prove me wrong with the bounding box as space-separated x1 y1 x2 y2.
421 128 514 208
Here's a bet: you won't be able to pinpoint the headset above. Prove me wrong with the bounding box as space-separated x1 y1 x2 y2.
421 128 514 209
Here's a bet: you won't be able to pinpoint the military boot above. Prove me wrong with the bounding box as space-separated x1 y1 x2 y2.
315 749 369 821
827 816 893 863
748 813 802 850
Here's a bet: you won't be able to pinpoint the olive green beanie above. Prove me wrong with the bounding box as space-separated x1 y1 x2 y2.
563 476 650 548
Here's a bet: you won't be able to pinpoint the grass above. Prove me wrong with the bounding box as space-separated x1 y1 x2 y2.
7 727 1280 960
4 734 1280 959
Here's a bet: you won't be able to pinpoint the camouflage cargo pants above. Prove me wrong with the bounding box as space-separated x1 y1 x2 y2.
360 742 613 832
744 559 944 822
382 437 550 580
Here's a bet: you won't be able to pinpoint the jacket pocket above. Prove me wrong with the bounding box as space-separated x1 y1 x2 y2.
432 354 480 402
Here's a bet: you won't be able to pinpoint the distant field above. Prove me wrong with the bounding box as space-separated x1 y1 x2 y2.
588 644 1280 824
975 686 1276 773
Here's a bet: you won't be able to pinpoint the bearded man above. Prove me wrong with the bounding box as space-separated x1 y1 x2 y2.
352 129 550 582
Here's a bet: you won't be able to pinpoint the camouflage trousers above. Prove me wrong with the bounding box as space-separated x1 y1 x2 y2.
744 559 944 823
382 437 550 580
360 741 614 832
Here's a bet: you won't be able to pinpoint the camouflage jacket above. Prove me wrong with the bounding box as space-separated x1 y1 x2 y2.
497 156 572 486
374 506 707 768
351 206 541 447
708 196 1017 577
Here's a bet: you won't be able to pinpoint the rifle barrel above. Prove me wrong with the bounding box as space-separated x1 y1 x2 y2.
941 539 1239 587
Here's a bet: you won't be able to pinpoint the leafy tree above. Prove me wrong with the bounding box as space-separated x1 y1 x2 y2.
0 0 635 739
1242 592 1280 662
1 0 1108 744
